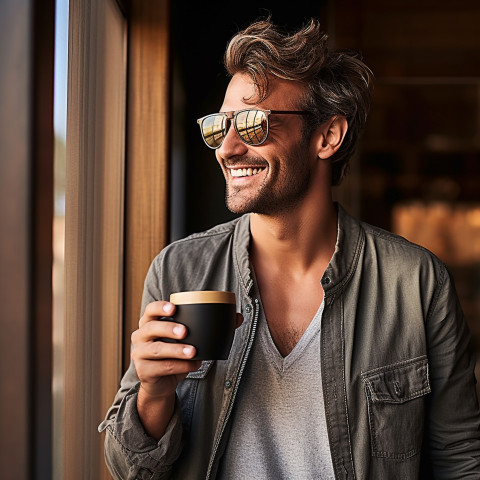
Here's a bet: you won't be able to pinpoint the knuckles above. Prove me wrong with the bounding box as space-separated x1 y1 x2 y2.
143 301 157 317
130 347 139 364
132 319 160 344
144 300 171 319
150 340 167 358
160 359 177 376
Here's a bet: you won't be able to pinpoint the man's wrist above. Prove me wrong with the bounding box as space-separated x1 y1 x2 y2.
138 382 174 400
137 384 176 441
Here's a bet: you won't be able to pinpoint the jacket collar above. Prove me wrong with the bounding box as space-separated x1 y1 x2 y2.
232 203 365 299
233 214 254 296
323 203 365 298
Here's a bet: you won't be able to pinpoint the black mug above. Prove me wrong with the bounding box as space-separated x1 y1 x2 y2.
163 290 237 360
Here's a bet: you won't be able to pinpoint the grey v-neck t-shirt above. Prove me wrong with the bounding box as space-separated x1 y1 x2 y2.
218 301 335 479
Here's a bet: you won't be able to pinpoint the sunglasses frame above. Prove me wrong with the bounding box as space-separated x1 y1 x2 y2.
197 109 311 149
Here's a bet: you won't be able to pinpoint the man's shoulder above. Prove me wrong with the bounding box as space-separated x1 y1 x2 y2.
152 215 247 266
170 215 244 246
358 217 446 273
146 215 249 292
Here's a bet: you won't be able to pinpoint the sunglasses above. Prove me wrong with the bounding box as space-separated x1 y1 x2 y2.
197 109 311 149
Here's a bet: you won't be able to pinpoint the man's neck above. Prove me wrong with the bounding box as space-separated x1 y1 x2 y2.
249 199 337 274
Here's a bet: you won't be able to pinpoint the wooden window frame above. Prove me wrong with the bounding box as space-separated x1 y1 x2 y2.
123 0 171 369
64 1 170 479
64 0 127 478
0 1 55 478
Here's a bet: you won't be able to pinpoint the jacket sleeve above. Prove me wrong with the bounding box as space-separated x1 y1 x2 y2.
99 364 184 480
426 264 480 478
98 256 185 479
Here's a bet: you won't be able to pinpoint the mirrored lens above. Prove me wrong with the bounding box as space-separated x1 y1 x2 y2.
201 114 227 148
235 110 268 145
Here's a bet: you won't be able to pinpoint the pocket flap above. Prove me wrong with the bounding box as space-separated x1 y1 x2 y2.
186 360 214 379
361 356 431 404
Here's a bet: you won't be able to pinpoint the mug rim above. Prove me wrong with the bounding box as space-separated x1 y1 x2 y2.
170 290 236 305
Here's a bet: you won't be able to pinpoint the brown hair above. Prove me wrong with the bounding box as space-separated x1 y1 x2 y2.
224 19 373 185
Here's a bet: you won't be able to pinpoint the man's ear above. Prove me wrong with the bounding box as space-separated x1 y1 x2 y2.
314 116 348 159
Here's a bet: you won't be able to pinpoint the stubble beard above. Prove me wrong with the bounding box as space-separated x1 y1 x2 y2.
224 142 312 216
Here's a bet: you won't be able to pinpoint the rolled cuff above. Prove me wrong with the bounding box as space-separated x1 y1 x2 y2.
100 383 183 478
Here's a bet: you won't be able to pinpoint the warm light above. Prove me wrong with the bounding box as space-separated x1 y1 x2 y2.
392 202 480 265
467 209 480 228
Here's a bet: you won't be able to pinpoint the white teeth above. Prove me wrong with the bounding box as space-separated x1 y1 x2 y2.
230 168 263 177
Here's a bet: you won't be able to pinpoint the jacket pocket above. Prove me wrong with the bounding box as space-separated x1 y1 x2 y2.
361 356 431 460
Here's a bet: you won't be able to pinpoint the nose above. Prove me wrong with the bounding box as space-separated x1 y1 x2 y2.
217 121 249 159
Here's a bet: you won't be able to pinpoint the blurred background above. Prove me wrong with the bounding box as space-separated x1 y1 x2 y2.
2 0 480 478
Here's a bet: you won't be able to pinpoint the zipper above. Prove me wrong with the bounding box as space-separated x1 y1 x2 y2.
340 458 348 479
205 298 260 479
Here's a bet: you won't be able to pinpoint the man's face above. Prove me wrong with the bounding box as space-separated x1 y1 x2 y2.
215 74 317 216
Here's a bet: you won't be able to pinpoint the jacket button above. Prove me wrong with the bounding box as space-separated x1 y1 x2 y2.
225 380 232 389
323 277 331 285
245 305 252 314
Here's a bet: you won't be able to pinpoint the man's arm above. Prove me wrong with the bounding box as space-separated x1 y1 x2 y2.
99 301 202 480
427 265 480 477
99 363 183 480
99 245 203 480
131 301 202 439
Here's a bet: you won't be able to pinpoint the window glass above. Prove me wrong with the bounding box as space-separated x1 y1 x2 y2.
53 0 69 477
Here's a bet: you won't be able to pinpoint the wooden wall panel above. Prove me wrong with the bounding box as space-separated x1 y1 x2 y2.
124 0 171 369
331 0 480 78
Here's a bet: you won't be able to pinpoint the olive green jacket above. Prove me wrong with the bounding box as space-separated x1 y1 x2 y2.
100 204 480 479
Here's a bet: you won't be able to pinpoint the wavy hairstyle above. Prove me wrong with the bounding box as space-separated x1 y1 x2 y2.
224 19 373 185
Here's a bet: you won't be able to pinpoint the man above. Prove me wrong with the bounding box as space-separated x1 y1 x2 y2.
100 19 480 479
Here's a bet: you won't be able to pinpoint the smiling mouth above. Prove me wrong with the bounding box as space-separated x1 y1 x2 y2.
229 167 266 178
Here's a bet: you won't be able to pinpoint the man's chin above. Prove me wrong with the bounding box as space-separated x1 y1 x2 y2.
225 197 276 216
225 201 253 215
225 195 258 215
225 192 307 216
225 189 288 216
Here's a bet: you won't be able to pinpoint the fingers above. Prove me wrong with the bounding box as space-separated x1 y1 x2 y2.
236 312 244 329
131 326 201 394
132 337 196 362
131 300 204 397
132 319 187 344
135 300 187 344
139 301 176 328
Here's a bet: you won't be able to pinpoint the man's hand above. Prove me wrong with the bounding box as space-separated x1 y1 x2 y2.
132 301 203 398
131 301 202 439
131 300 243 440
